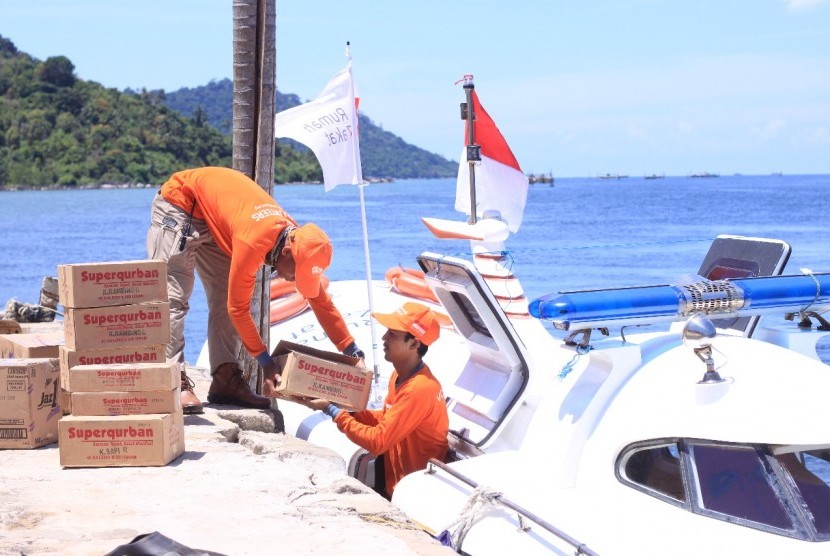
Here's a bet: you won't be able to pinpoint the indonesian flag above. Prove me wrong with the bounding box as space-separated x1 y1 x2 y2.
275 61 363 191
455 90 528 233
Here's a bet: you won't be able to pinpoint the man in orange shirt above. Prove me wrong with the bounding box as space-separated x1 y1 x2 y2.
147 167 364 414
296 302 449 499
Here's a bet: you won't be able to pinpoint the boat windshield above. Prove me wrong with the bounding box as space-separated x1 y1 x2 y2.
774 449 830 535
619 440 830 541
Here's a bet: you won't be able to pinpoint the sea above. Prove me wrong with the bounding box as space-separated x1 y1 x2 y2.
1 173 830 365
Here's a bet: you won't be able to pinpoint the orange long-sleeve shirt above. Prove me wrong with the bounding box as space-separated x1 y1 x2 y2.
334 363 449 496
160 167 354 357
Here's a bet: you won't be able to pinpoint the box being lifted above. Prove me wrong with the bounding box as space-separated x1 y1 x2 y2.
58 260 167 309
271 340 371 411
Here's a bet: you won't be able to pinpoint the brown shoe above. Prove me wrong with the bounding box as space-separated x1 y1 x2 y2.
180 370 204 415
207 363 271 409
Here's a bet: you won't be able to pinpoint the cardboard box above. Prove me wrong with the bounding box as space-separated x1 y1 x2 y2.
58 260 168 309
70 388 181 416
63 301 170 351
0 359 62 449
0 331 64 358
0 320 21 334
58 412 184 467
59 344 166 376
19 321 65 334
62 362 179 393
272 340 371 411
0 321 64 335
60 387 71 415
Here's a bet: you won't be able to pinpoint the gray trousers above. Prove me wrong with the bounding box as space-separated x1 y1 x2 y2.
146 194 241 373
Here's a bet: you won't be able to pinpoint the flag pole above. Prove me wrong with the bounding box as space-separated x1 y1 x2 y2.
461 74 480 225
357 183 382 394
346 43 383 400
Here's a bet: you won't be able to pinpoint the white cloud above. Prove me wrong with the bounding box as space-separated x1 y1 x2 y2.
756 118 788 139
626 125 648 140
783 0 829 12
803 126 830 145
677 121 696 134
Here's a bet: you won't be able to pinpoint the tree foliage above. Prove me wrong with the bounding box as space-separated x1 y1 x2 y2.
164 79 458 182
0 36 231 187
0 36 457 187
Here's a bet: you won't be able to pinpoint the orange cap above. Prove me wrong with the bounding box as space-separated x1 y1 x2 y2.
372 302 441 346
290 223 332 298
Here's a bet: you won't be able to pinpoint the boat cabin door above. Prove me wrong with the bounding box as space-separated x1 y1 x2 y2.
417 252 529 451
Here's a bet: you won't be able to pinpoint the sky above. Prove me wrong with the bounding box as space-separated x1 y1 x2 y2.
2 0 829 177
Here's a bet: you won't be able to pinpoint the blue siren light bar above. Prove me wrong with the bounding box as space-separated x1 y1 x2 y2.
528 273 830 330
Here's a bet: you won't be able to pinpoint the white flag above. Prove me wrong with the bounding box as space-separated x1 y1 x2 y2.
456 90 528 233
275 62 363 190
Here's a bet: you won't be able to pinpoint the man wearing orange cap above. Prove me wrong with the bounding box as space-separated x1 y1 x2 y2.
147 167 363 414
296 302 449 499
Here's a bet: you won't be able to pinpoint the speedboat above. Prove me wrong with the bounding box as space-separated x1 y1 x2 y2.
392 231 830 555
196 73 830 553
198 221 830 555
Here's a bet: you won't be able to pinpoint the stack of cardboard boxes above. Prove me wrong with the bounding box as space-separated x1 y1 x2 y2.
56 260 185 467
1 302 64 451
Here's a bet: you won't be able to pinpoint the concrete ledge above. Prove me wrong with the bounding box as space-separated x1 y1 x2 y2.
0 366 453 555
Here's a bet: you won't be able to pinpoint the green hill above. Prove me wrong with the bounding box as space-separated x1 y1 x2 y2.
0 36 231 186
163 79 458 180
0 35 456 188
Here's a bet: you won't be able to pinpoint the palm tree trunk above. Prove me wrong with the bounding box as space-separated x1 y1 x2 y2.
232 0 276 393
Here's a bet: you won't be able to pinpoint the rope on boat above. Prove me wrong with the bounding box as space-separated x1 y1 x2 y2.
438 485 504 550
558 345 590 380
359 513 424 531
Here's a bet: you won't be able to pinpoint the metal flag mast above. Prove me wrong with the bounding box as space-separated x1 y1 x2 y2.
346 42 383 403
460 74 480 225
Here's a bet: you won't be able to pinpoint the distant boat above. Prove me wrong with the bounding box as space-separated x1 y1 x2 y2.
527 173 554 185
644 173 665 180
690 172 719 178
772 171 783 177
599 173 628 179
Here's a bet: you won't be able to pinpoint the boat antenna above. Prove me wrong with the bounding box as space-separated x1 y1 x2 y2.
459 74 480 224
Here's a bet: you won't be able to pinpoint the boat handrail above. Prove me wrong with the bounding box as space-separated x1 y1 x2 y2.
426 458 600 556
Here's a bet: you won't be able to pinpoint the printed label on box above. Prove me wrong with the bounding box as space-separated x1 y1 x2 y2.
59 344 166 376
62 362 178 393
70 389 181 416
58 413 184 467
0 359 62 449
271 340 371 411
63 301 170 351
58 260 168 308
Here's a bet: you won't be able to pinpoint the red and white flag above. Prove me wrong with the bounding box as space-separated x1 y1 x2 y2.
455 90 528 233
274 61 363 191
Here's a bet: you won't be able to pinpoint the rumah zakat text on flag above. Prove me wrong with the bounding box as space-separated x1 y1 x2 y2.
455 90 529 233
274 61 363 191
